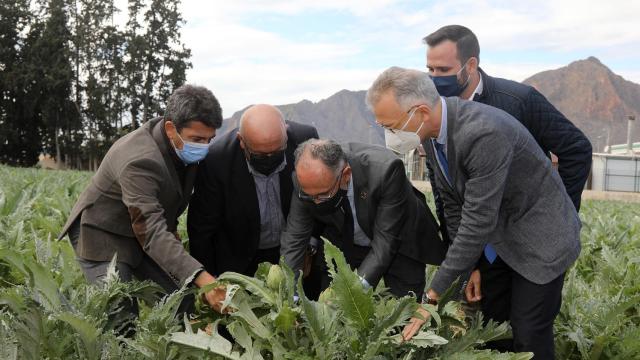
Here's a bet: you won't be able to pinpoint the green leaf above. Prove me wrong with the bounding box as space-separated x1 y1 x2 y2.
296 277 338 359
57 312 101 360
0 249 62 310
322 239 374 331
170 330 242 359
364 295 417 358
227 321 265 359
274 305 297 333
218 271 277 306
391 330 449 348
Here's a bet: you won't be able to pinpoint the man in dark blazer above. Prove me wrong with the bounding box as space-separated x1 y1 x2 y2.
188 104 319 280
423 25 592 214
280 139 443 298
367 67 581 358
58 85 228 316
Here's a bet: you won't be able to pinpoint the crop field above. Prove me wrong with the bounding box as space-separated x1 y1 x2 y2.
0 164 638 359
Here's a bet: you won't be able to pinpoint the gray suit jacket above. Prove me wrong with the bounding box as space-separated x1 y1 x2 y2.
427 97 581 294
280 142 443 286
58 117 203 286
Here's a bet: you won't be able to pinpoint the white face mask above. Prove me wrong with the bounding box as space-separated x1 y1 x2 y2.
384 107 424 154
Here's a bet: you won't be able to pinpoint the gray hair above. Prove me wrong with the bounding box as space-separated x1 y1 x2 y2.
294 139 346 175
165 84 223 130
366 66 440 111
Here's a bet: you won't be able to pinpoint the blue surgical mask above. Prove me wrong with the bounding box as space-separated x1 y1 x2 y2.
172 132 210 164
430 60 471 97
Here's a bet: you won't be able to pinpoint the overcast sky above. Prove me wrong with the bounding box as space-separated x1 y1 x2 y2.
118 0 640 116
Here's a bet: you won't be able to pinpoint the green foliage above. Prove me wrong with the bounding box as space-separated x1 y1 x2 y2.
0 0 191 168
554 201 640 359
0 165 638 359
170 240 529 360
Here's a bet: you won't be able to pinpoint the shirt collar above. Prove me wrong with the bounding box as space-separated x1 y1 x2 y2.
467 74 483 100
347 175 354 197
246 157 287 178
436 97 447 145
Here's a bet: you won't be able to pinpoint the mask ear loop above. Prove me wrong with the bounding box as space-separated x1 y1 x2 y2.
404 106 425 136
170 131 183 151
400 107 420 131
457 59 472 91
414 117 425 135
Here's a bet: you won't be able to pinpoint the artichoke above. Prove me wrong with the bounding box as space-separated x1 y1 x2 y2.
266 264 284 290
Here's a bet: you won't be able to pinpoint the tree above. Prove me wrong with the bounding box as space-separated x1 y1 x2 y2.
34 0 77 167
132 0 191 125
0 0 43 166
0 0 192 169
123 0 146 130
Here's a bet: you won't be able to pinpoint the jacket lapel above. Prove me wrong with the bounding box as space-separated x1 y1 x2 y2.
231 138 260 225
347 148 372 239
279 130 296 217
444 97 465 203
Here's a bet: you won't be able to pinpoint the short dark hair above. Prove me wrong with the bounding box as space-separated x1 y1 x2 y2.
165 84 223 130
423 25 480 65
294 139 346 175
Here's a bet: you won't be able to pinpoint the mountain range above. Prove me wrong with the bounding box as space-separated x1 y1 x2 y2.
220 57 640 152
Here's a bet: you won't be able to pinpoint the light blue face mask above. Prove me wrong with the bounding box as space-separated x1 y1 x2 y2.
173 132 210 164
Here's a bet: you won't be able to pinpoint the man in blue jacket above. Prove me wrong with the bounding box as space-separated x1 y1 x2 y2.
417 25 592 354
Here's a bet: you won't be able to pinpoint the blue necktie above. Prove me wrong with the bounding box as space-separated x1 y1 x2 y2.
433 141 451 183
484 244 497 263
433 140 497 264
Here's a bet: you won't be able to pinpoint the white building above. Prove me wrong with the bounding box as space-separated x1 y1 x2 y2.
591 152 640 192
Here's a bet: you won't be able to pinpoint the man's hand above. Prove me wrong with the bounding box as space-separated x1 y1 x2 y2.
194 271 229 314
465 269 482 303
402 306 432 342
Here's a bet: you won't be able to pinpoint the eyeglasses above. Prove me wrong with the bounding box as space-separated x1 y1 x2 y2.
377 105 422 133
298 166 346 203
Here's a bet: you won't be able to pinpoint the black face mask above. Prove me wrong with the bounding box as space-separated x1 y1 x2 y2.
313 188 347 216
247 150 285 176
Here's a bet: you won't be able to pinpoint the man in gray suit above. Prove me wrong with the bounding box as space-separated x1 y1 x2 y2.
367 67 581 358
280 139 443 298
59 85 228 319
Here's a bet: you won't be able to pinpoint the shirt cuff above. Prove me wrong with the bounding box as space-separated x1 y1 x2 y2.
360 276 371 289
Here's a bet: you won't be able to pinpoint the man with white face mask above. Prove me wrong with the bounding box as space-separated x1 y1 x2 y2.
367 67 581 359
383 105 424 154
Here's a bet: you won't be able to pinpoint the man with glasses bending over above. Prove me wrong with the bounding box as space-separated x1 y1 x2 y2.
280 139 442 298
188 104 319 286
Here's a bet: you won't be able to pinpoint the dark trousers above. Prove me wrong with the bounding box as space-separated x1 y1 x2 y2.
320 244 425 300
477 255 565 359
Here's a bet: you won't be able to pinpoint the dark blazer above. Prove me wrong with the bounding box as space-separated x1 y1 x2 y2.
427 68 592 242
58 117 202 286
187 121 318 276
426 97 581 295
280 142 444 287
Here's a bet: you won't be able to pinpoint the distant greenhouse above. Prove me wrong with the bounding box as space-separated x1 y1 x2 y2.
591 150 640 193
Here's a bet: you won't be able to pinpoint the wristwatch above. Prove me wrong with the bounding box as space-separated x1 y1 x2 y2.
422 292 438 306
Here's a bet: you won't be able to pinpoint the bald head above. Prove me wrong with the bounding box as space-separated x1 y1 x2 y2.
238 104 287 153
294 139 351 199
